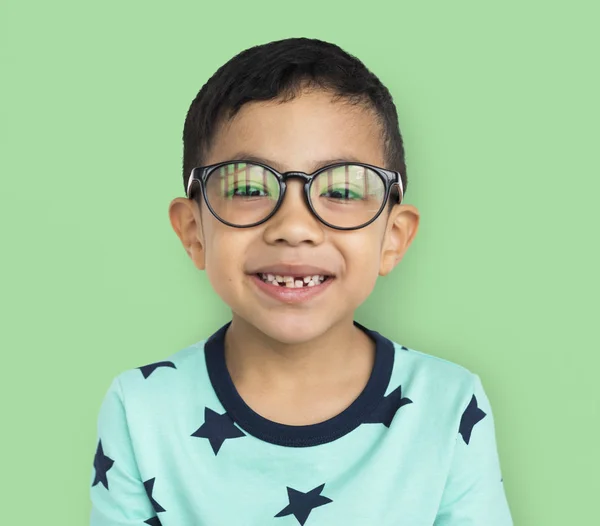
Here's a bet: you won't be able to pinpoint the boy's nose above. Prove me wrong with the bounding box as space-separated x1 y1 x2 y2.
262 179 325 246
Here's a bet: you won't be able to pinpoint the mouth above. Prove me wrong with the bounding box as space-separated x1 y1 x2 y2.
248 271 335 304
255 272 333 289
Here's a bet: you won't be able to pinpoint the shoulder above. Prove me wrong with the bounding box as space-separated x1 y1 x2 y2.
104 338 211 414
389 336 475 384
384 336 482 415
118 338 206 383
366 333 498 454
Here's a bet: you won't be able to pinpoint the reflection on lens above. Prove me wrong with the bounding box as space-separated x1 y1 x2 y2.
205 163 280 225
310 165 385 228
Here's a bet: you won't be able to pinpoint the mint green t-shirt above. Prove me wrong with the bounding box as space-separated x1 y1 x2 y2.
90 321 513 525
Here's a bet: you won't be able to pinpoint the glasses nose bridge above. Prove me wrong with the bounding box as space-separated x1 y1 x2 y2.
276 171 314 220
280 170 311 185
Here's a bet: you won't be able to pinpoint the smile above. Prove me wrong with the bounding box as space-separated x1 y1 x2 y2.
257 273 331 288
249 273 335 303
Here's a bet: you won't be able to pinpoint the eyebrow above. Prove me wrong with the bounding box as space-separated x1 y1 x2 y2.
226 152 366 173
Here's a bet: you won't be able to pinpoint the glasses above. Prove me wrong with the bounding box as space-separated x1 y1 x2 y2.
186 160 404 230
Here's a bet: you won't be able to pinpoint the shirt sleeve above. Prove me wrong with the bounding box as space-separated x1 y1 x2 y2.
89 376 159 525
434 373 513 525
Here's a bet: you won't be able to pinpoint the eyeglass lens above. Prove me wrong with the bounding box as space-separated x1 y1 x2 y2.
204 162 386 228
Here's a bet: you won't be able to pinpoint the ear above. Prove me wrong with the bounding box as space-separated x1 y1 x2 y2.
379 204 420 276
168 197 206 270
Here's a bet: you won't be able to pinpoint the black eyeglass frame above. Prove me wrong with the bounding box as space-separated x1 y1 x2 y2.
186 160 404 231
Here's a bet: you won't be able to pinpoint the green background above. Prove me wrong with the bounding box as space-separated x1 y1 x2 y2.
1 0 598 524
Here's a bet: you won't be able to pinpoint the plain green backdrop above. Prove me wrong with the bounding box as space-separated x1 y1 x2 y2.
1 0 598 524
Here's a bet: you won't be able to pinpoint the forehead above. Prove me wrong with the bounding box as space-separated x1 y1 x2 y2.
206 90 386 172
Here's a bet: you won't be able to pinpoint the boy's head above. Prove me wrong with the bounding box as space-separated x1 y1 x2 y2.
170 38 419 344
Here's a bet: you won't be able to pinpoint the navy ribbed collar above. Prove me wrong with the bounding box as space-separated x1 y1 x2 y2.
204 320 394 447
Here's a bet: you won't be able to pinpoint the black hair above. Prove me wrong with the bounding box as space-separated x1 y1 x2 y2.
182 37 407 208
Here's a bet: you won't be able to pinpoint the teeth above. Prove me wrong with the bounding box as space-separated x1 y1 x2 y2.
258 273 330 288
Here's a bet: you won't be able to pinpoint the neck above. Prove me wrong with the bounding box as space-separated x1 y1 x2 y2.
223 314 375 392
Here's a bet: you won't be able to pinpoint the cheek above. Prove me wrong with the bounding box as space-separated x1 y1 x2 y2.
202 228 253 307
205 238 234 282
341 234 382 292
199 211 233 273
204 251 239 308
346 226 383 269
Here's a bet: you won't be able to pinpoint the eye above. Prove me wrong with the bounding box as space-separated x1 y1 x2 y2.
320 186 363 200
227 184 269 198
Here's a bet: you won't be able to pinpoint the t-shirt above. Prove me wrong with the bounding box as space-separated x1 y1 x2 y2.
90 320 513 525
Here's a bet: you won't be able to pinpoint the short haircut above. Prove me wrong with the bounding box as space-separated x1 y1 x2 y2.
182 37 407 207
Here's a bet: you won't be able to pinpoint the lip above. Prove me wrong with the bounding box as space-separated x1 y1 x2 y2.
250 264 335 278
249 273 335 304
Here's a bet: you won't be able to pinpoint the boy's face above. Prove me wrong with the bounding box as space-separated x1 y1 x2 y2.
169 89 419 345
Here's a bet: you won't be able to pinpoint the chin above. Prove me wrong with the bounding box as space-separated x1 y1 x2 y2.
239 310 339 346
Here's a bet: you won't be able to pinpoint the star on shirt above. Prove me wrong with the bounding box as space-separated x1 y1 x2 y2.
459 394 486 444
144 517 162 526
275 483 333 525
191 407 246 455
92 439 114 490
144 477 165 513
139 361 176 379
363 384 413 427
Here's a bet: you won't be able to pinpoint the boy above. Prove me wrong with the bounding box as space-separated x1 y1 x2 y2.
90 37 513 525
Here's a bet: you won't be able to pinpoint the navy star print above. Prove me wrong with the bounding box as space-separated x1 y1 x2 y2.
144 477 166 512
275 483 333 525
139 361 176 379
92 439 114 490
143 477 164 526
191 407 246 455
363 384 413 427
459 394 486 444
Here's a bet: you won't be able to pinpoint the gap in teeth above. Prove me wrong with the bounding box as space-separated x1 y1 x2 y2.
259 273 329 288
